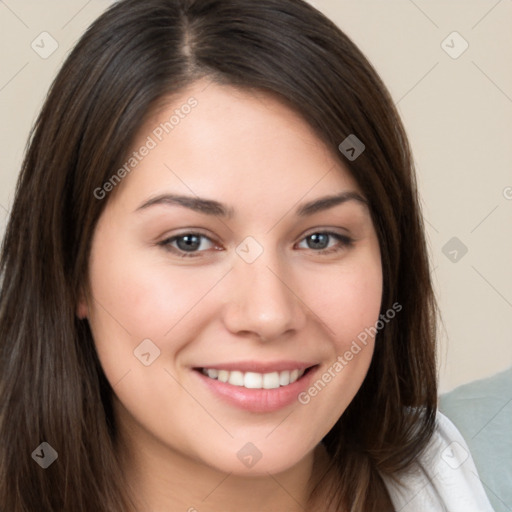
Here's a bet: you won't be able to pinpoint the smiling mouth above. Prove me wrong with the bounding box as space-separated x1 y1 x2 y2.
197 367 314 390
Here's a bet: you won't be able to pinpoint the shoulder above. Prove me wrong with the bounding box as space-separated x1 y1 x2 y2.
382 411 496 511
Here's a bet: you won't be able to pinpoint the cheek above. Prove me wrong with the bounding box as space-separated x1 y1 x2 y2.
293 259 382 433
303 256 383 348
88 239 224 338
85 242 230 427
86 232 229 385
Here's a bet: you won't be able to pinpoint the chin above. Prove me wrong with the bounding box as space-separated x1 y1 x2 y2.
196 436 315 477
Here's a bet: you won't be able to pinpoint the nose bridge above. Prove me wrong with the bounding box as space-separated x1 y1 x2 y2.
223 244 305 340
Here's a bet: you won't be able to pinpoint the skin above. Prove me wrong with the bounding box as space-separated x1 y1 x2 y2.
79 80 383 512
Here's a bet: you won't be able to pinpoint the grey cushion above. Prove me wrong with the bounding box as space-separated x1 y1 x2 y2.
440 367 512 512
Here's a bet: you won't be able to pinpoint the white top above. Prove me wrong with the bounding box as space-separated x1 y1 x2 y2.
383 412 495 511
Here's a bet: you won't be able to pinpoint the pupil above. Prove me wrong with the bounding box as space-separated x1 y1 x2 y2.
308 233 329 249
177 235 201 251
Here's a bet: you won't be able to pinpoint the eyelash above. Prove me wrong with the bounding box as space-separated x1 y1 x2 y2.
158 230 354 258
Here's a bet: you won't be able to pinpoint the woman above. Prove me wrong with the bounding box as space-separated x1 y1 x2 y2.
0 0 494 510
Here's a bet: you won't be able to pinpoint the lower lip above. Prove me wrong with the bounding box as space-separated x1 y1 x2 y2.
193 366 318 413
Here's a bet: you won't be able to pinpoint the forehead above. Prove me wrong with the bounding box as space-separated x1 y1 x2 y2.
109 80 361 214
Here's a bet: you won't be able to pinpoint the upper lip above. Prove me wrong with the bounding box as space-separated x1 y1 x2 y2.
195 361 317 373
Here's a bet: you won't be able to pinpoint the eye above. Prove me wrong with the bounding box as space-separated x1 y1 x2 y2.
159 230 352 257
296 231 353 254
159 232 219 257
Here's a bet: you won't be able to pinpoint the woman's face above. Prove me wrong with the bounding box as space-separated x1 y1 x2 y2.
81 81 382 476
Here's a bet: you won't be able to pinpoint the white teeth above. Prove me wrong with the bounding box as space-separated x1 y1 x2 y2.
218 370 229 383
228 370 244 386
263 372 280 389
244 372 263 389
201 368 306 389
207 369 219 379
279 370 290 386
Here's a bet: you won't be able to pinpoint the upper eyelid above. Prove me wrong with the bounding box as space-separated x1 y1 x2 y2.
160 229 216 242
301 227 350 236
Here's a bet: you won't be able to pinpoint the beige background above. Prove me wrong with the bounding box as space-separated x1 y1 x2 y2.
0 1 511 392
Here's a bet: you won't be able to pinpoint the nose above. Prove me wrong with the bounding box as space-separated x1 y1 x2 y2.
221 253 307 342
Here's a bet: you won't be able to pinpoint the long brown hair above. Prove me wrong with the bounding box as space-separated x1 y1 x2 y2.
0 0 437 510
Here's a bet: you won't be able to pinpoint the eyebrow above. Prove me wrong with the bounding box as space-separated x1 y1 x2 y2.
135 191 368 217
296 191 368 216
135 194 234 217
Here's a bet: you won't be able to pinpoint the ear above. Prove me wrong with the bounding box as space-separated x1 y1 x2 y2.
76 289 89 319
